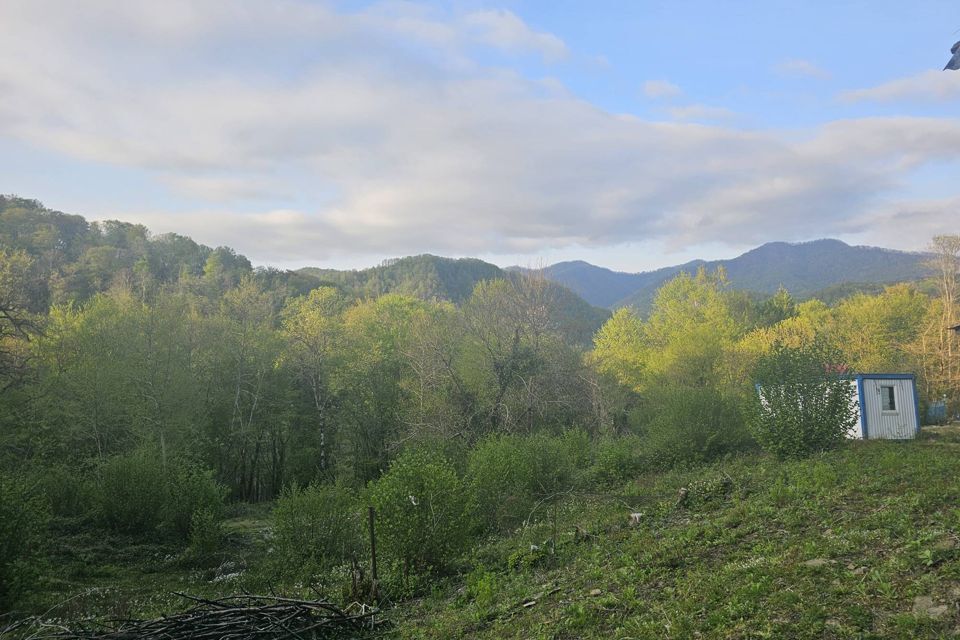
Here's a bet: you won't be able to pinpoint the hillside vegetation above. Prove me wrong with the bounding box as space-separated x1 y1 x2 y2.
299 255 609 345
400 437 960 639
1 198 958 638
7 437 960 639
299 255 505 304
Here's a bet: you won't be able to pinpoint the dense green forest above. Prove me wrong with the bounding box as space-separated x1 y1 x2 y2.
1 196 959 636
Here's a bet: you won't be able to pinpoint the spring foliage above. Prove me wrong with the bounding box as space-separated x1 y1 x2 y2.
750 341 859 458
1 197 957 601
370 450 469 573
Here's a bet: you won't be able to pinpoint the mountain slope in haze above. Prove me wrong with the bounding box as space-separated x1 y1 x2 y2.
298 255 610 344
299 255 504 304
537 239 931 310
534 260 655 309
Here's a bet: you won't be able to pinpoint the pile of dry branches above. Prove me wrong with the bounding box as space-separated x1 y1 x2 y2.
4 593 383 639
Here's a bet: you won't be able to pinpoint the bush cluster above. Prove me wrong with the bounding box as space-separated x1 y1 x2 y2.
369 449 469 574
466 431 587 533
0 473 50 609
31 464 96 520
271 482 363 575
96 449 226 540
643 385 752 468
750 341 858 459
186 507 224 562
265 432 611 580
588 433 645 485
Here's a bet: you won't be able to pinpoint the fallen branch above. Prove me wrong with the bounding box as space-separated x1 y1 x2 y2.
6 593 384 640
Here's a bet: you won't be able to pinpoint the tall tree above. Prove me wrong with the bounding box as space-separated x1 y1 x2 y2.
589 307 646 392
336 294 422 483
642 267 743 389
280 287 345 476
398 302 478 445
35 293 142 459
926 235 960 404
0 250 38 392
829 285 928 374
210 276 282 500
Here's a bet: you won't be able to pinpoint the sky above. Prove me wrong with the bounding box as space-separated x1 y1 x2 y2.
1 0 959 273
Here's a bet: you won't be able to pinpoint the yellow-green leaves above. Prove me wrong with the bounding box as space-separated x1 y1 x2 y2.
590 307 645 391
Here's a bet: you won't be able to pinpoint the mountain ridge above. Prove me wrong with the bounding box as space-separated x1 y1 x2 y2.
2 195 932 321
520 239 931 310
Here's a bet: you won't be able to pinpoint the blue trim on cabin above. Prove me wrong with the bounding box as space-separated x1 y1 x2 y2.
856 375 868 439
855 373 916 380
912 377 922 435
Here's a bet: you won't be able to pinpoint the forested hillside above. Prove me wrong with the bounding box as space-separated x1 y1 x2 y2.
0 195 319 309
536 239 931 310
1 197 959 637
0 195 607 345
0 196 609 494
299 255 503 303
299 255 609 345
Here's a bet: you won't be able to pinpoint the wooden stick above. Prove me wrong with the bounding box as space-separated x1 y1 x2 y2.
368 505 380 603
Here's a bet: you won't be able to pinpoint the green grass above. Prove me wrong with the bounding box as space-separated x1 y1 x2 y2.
395 440 960 639
13 502 274 623
10 437 960 639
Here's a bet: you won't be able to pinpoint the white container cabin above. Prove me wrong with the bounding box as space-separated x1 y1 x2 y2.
849 374 920 440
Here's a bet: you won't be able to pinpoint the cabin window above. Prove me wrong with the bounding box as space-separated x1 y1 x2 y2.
880 385 896 412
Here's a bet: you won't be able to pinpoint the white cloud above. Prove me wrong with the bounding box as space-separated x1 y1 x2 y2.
160 175 280 202
642 80 683 99
775 59 830 79
665 104 736 121
462 9 569 62
840 70 960 103
839 196 960 249
0 0 958 265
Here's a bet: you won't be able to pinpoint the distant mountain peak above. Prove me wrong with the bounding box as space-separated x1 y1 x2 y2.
538 239 930 310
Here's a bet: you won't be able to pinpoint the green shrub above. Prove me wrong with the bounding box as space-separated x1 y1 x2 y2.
164 464 226 540
750 341 858 459
589 434 645 485
26 463 95 520
271 482 362 575
97 449 168 533
370 450 468 574
0 473 50 609
532 430 589 496
465 566 499 614
467 435 534 533
97 449 225 540
679 475 734 508
466 431 584 533
643 385 752 468
186 507 224 562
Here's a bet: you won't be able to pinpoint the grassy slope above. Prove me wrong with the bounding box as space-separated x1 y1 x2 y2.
18 436 960 639
398 437 960 639
21 503 275 623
